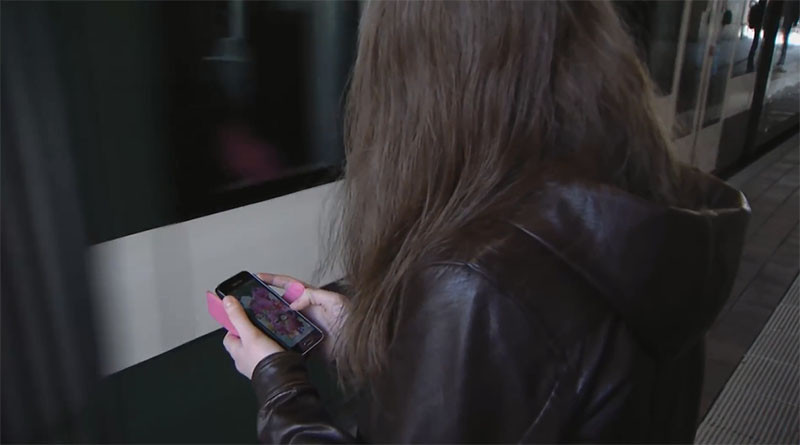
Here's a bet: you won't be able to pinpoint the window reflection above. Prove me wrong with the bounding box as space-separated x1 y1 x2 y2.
47 1 359 243
703 0 746 127
758 1 800 140
615 0 686 95
673 0 711 138
732 0 800 77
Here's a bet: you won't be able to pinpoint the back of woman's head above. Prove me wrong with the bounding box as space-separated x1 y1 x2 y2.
330 0 682 386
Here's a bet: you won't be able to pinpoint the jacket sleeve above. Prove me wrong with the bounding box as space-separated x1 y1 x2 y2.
251 352 355 444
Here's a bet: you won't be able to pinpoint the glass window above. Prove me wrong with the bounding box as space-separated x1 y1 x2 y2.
703 0 747 127
673 0 712 138
45 1 360 243
758 1 800 139
615 0 687 95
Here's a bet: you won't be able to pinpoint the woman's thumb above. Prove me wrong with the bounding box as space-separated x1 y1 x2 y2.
223 296 256 339
283 282 305 303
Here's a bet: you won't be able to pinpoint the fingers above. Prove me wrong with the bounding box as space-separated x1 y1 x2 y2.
223 296 259 340
289 290 312 311
222 331 242 355
257 273 310 289
289 288 340 311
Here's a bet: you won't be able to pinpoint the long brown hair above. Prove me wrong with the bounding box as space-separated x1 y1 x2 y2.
327 0 682 386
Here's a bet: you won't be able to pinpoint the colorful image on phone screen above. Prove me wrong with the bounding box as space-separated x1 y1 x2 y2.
227 278 315 347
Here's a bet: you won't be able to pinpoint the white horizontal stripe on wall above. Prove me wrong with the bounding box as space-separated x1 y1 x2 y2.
90 182 341 375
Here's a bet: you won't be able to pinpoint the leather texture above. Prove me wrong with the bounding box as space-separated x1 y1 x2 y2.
251 168 750 443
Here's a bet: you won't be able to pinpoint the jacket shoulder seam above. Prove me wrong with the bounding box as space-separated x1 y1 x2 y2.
425 261 567 362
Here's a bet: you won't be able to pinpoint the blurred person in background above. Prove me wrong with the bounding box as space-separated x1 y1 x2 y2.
220 1 750 443
776 0 800 70
748 0 768 72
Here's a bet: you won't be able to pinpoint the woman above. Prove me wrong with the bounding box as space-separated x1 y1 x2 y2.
221 1 749 442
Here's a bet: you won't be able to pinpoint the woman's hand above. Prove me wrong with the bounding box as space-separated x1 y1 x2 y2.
222 296 284 379
221 273 347 378
258 273 347 359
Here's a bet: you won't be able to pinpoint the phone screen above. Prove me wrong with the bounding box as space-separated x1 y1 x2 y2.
218 272 322 352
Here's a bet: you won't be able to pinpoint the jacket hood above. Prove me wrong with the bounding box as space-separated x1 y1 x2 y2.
518 168 750 357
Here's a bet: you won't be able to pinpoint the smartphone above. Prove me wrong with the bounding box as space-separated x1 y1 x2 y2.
215 271 324 355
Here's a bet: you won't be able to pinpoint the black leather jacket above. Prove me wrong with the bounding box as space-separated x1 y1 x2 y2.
251 169 749 443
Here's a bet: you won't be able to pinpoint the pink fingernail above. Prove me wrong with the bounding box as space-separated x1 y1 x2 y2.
285 282 305 301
